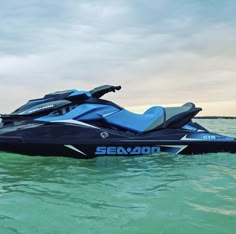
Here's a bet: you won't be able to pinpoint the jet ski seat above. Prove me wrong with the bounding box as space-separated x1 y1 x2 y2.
105 106 165 133
105 102 200 133
164 102 201 128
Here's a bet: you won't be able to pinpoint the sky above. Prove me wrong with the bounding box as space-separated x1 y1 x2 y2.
0 0 236 116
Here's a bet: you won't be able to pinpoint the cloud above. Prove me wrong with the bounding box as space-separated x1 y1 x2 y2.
0 0 235 115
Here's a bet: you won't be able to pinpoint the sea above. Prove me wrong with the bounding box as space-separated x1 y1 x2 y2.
0 119 236 234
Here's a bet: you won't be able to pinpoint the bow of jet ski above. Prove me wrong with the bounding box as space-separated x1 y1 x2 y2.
0 85 235 158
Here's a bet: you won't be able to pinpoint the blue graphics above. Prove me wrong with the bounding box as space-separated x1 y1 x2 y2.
36 103 165 133
36 104 119 122
68 90 91 98
183 132 235 141
95 146 161 155
182 124 198 132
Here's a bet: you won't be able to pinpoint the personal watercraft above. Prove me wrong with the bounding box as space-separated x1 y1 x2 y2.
0 85 235 158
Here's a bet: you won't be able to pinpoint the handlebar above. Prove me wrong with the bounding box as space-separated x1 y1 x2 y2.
90 85 121 98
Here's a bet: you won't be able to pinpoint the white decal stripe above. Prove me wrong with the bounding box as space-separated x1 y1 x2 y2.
52 119 100 129
64 145 87 156
102 111 119 117
197 130 206 132
158 145 188 154
181 135 203 141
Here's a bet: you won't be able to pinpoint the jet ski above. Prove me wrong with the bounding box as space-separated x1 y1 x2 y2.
0 85 235 158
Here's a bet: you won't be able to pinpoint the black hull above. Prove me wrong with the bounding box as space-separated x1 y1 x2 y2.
0 121 235 159
0 140 236 159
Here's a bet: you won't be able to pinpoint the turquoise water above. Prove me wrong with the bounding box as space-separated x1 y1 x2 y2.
0 119 236 234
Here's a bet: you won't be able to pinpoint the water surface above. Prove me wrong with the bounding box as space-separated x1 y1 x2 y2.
0 119 236 234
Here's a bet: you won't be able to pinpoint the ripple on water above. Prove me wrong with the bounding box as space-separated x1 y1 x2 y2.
0 119 236 234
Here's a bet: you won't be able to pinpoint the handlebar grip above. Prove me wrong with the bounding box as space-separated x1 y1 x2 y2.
90 85 122 98
113 86 121 91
